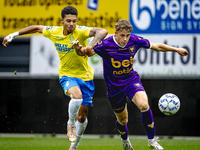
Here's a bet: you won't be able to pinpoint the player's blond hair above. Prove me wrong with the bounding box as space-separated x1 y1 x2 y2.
115 19 133 32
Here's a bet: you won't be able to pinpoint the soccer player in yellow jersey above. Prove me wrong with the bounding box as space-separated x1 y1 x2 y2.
2 6 108 150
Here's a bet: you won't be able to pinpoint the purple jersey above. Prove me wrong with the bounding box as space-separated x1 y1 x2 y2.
94 34 150 87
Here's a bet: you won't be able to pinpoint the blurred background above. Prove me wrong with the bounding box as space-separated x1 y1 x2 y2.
0 0 200 137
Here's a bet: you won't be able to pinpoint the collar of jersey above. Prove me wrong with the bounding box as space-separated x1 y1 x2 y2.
113 35 126 48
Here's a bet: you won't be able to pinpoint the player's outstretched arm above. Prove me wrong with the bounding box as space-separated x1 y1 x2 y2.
151 42 188 56
2 25 45 47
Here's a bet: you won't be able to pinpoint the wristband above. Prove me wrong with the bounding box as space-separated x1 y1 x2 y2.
10 32 19 37
6 32 19 42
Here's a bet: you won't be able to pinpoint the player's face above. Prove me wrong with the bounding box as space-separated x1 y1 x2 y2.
61 14 77 33
115 29 130 47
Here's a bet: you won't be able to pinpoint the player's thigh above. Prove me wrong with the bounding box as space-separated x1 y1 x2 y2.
114 104 128 125
59 76 82 99
132 91 149 111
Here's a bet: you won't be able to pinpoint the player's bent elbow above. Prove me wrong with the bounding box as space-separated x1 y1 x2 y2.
102 29 108 37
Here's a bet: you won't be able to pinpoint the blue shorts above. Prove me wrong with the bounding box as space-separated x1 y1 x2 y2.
107 77 145 113
59 76 94 106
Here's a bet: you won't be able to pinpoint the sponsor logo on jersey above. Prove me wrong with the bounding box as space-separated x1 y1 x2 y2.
46 26 55 30
111 56 133 75
55 43 74 52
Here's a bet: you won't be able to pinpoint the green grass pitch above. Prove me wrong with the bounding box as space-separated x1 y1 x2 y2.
0 137 200 150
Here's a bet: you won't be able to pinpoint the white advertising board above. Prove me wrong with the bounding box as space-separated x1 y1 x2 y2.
30 36 59 75
131 34 200 77
30 35 200 78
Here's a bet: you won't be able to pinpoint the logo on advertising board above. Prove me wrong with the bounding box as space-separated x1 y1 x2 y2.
129 0 200 33
87 0 99 10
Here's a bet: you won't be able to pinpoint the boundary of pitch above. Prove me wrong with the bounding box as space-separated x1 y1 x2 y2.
0 133 200 140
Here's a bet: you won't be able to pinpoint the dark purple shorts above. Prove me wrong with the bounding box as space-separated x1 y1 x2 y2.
107 77 145 113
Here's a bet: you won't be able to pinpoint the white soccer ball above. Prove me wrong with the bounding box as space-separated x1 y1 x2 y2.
158 93 180 115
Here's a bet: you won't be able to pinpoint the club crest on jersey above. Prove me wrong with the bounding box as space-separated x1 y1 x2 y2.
129 46 135 55
66 81 69 87
70 35 75 42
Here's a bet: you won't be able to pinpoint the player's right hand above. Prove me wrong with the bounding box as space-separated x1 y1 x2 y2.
85 46 95 57
2 35 13 47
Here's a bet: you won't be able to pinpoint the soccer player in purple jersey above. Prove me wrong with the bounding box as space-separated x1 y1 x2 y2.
73 19 188 150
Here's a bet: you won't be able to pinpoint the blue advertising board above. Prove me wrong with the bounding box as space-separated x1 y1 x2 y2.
129 0 200 34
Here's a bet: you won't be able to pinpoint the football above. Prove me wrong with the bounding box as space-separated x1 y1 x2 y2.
158 93 180 115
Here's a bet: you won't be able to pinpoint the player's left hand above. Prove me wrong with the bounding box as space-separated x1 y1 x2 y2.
177 48 189 56
71 40 82 50
2 35 13 47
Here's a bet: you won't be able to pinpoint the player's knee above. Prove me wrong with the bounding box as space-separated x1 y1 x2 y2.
139 103 149 111
118 117 128 125
72 94 82 99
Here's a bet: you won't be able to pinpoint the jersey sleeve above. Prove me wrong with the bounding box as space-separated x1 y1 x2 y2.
93 41 105 56
77 26 91 41
42 26 54 40
136 36 151 48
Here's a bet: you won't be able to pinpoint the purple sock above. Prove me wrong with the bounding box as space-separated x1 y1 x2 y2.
141 108 155 139
116 120 128 140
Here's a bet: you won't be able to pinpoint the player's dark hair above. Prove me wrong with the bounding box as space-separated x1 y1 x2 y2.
115 19 133 32
61 6 78 18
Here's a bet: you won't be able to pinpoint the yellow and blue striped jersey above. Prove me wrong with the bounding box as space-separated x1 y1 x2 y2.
42 25 94 81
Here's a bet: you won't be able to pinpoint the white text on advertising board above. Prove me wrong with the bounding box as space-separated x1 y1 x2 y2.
129 0 200 33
